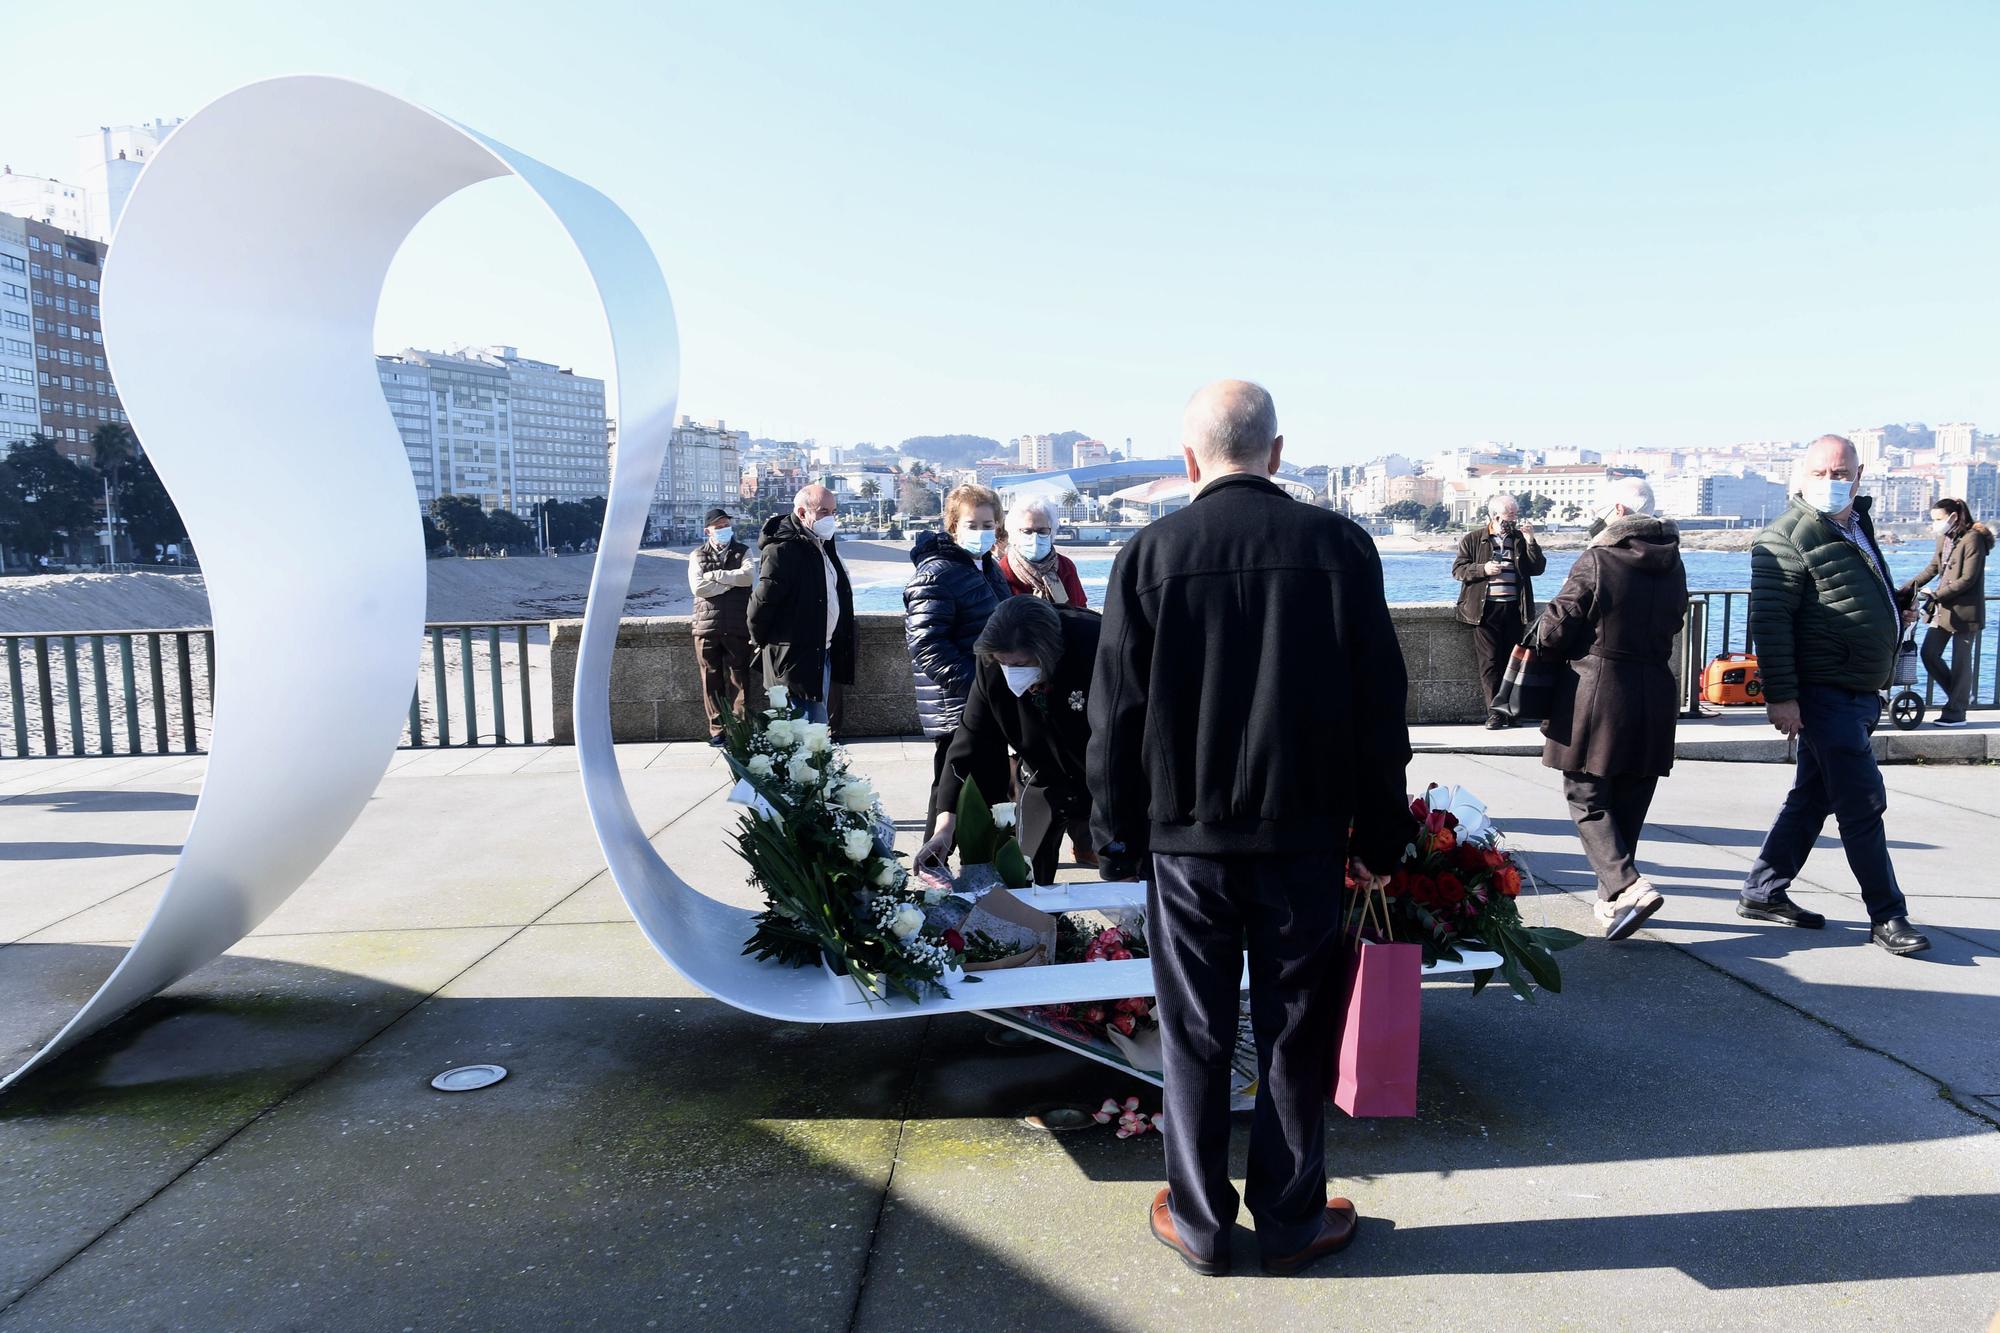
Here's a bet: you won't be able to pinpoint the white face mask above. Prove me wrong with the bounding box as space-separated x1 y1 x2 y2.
1801 477 1854 515
708 526 733 547
1020 533 1054 560
1000 664 1042 696
957 527 996 557
809 514 839 540
1933 518 1951 536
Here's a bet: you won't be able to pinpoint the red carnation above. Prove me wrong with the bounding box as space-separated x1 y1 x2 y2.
943 929 965 953
1111 1013 1137 1036
1436 872 1466 904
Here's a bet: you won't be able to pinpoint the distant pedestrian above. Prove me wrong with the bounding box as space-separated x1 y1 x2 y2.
1896 498 1990 729
1000 497 1089 606
904 482 1012 836
1532 478 1688 940
688 507 763 746
1739 434 1930 956
747 485 854 726
1453 493 1547 729
1091 379 1412 1278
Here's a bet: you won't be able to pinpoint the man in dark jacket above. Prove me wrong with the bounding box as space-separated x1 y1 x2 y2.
1090 379 1413 1279
1531 479 1688 940
746 485 855 726
1739 435 1929 956
1453 494 1547 729
919 598 1105 885
688 506 762 745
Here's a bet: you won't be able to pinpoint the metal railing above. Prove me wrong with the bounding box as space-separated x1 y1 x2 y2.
0 620 548 759
1680 589 1997 714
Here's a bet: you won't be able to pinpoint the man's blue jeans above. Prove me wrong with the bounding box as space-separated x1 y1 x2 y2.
799 660 832 725
1742 684 1909 924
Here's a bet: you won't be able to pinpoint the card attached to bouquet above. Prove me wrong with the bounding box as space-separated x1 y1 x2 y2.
725 778 779 822
958 890 1057 971
1332 939 1422 1118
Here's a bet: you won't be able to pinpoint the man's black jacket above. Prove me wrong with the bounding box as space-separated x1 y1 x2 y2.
1086 472 1415 872
746 512 856 696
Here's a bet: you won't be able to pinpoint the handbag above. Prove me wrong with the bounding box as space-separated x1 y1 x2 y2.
1492 636 1560 721
1331 938 1422 1118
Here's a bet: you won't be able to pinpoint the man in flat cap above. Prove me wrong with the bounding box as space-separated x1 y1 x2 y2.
688 506 763 744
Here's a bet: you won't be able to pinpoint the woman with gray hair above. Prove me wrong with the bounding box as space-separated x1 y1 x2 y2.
1532 475 1689 940
917 595 1121 885
1000 497 1090 606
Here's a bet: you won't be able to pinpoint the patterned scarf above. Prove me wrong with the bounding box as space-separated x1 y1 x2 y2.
1006 542 1069 606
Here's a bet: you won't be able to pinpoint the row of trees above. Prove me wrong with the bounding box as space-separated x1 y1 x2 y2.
1376 492 1586 532
0 425 188 568
423 494 610 555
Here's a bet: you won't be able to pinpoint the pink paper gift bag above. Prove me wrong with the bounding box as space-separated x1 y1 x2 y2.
1331 939 1422 1117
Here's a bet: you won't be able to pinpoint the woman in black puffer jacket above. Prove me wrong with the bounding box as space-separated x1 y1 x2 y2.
905 483 1012 833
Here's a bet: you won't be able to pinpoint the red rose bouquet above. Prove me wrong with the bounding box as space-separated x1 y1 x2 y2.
1347 785 1582 1000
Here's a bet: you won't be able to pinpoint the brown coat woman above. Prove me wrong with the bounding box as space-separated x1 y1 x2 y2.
1896 498 1992 725
1530 505 1689 940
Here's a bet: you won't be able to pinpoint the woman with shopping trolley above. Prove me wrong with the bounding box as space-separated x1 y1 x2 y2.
1897 497 1992 729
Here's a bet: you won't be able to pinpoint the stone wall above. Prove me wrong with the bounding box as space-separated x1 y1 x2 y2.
550 606 1687 742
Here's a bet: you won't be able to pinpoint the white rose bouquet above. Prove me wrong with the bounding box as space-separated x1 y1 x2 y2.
721 692 966 1001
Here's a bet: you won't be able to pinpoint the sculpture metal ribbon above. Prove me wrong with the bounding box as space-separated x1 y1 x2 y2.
7 76 1496 1089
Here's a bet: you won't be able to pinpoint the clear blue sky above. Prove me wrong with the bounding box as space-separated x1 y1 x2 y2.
4 1 1994 464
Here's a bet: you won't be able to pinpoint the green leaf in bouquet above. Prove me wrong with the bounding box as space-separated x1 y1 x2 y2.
1520 925 1587 953
1514 938 1564 994
1469 967 1494 996
954 777 999 864
994 836 1032 889
1496 948 1536 1002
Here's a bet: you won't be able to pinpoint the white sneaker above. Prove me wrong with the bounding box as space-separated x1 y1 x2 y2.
1603 880 1664 942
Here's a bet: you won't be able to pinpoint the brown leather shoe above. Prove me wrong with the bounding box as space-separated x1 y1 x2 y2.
1150 1188 1228 1276
1261 1199 1359 1276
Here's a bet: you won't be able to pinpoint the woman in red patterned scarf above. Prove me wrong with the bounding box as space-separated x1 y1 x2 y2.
999 497 1089 607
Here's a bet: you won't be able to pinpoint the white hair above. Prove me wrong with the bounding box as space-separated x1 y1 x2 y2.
1182 380 1278 467
1007 497 1056 529
1488 492 1521 518
1602 475 1655 515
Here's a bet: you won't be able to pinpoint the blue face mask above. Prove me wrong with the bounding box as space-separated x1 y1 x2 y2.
957 527 996 557
708 526 733 547
1802 477 1854 515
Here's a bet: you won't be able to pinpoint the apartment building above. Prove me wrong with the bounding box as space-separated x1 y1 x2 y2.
25 218 123 462
649 417 744 541
0 214 36 446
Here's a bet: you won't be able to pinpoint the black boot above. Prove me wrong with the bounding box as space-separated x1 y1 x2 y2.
1871 916 1931 956
1737 895 1825 929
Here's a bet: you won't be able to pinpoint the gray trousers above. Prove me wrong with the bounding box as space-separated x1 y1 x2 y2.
1563 771 1660 901
1921 627 1977 723
1149 849 1347 1262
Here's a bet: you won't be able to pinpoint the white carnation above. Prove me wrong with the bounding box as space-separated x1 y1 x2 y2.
745 754 773 778
842 828 874 862
787 754 819 787
991 802 1018 830
888 903 925 939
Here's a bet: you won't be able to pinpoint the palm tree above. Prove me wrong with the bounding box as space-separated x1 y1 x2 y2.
859 477 882 527
1060 488 1083 521
90 423 137 562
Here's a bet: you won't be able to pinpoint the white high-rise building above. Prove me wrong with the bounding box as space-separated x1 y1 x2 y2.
77 120 182 241
377 346 612 521
1016 434 1058 471
649 417 745 541
0 213 38 445
1936 422 1978 460
0 119 183 243
468 346 608 510
0 170 90 237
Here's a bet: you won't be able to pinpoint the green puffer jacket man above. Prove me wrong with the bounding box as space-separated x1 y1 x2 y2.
1748 494 1901 704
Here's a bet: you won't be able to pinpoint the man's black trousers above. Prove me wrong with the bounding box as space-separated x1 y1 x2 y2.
1148 848 1348 1262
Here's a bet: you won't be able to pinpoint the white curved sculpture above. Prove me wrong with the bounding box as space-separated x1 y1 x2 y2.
5 76 1495 1089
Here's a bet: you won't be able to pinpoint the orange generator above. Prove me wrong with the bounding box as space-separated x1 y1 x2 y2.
1703 652 1763 706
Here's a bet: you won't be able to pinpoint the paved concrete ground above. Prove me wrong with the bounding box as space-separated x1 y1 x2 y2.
2 739 1997 1331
